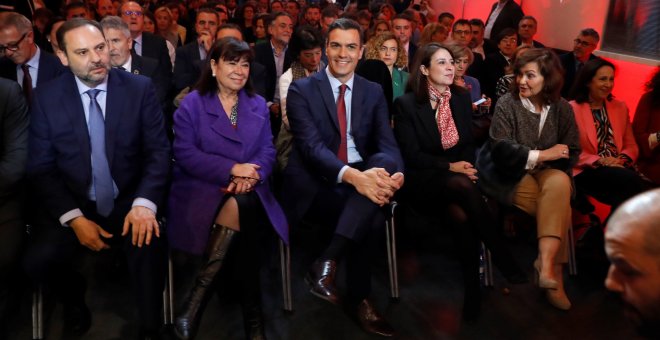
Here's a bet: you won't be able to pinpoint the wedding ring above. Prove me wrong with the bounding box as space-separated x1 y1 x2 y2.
562 150 567 154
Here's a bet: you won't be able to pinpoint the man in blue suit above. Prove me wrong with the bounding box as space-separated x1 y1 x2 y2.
0 11 67 101
284 18 404 338
23 19 170 339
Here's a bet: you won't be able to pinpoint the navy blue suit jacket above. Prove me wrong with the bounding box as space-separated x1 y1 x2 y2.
253 41 293 102
282 70 404 226
0 49 67 87
27 69 171 223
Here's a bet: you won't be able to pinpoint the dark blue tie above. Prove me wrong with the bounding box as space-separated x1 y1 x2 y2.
86 89 114 217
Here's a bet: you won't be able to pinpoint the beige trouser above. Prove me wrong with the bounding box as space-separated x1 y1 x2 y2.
512 169 572 263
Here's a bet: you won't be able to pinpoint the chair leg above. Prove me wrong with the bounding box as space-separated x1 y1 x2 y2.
481 243 494 287
163 252 174 325
279 239 293 312
32 284 43 340
568 223 578 276
386 202 399 299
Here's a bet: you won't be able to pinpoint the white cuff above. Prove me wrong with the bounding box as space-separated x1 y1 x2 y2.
337 165 349 183
60 209 83 227
132 197 157 214
525 150 540 170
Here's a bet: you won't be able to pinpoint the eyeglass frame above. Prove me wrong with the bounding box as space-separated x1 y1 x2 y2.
122 10 143 17
0 32 29 55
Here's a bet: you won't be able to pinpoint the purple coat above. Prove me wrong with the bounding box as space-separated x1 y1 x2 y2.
167 89 288 255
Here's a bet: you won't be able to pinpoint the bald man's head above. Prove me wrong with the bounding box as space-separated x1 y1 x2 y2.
608 189 660 260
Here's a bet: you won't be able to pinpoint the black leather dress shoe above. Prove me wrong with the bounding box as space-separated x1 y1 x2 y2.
63 302 91 336
348 299 395 337
305 259 340 305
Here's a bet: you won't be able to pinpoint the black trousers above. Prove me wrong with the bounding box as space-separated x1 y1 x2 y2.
0 198 25 334
302 152 398 302
575 166 655 216
22 201 167 333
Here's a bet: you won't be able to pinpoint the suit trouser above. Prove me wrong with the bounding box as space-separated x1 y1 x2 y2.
303 152 398 302
511 169 571 263
23 201 167 332
0 199 25 333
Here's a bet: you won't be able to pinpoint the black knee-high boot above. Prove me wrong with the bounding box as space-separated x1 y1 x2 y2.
174 225 237 340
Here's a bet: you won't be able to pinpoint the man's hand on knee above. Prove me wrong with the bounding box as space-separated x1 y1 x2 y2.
343 168 403 206
122 206 160 248
70 216 112 251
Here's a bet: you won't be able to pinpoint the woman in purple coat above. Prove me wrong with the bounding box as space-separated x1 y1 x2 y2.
168 37 288 340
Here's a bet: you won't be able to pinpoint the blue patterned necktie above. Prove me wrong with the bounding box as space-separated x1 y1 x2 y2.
86 89 114 217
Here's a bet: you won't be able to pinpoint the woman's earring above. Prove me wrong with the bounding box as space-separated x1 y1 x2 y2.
212 73 216 77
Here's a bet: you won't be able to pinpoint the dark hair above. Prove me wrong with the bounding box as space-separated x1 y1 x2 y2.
326 18 363 45
645 67 660 106
286 1 301 10
289 25 323 58
408 43 462 103
44 16 65 36
236 1 256 24
356 9 371 22
253 12 269 30
569 58 614 103
65 2 89 15
321 6 339 19
194 37 254 96
509 48 564 105
143 10 155 27
392 12 413 23
57 18 103 54
579 28 600 43
520 15 538 25
469 18 484 28
196 7 220 22
452 18 470 31
438 12 455 21
494 27 517 44
304 4 321 15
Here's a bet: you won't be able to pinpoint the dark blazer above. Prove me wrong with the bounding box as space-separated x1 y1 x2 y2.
140 32 172 79
407 42 418 70
253 41 293 102
167 89 288 254
485 0 524 40
0 49 66 87
482 51 509 100
392 89 475 189
282 70 404 226
131 52 171 106
26 69 171 223
0 79 28 207
173 41 204 92
560 52 598 98
466 52 485 83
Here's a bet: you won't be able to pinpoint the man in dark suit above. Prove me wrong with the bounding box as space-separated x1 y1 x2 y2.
0 78 28 339
0 11 67 101
23 19 170 339
560 28 600 98
254 11 293 137
392 13 416 69
173 7 219 92
101 16 170 106
284 18 404 337
518 15 545 48
469 18 498 61
483 0 524 40
120 1 172 75
452 19 485 80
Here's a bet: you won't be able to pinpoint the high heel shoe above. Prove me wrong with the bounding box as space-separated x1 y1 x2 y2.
533 259 558 290
546 289 572 310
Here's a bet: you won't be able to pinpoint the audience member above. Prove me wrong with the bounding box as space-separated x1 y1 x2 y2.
437 11 454 33
95 0 115 19
494 44 530 99
569 58 654 219
0 12 67 103
355 8 371 33
235 1 257 44
393 42 525 320
44 16 66 52
283 18 404 337
285 0 301 25
517 15 544 48
469 18 497 60
605 189 660 339
632 67 660 184
418 22 447 47
483 0 523 40
252 12 269 45
476 48 580 311
101 15 170 107
24 18 170 339
120 1 173 71
452 18 484 79
392 13 415 68
173 8 219 91
0 78 28 339
276 25 324 171
320 5 339 35
560 28 600 97
365 31 407 100
169 37 287 340
366 18 390 40
253 11 294 138
142 10 155 33
64 1 93 20
482 28 517 101
154 6 181 48
270 0 283 13
303 4 321 29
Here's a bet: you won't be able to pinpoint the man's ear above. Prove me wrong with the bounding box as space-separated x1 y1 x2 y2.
56 48 69 67
127 36 133 51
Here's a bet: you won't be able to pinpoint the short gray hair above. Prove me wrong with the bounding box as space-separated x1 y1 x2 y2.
0 11 33 34
579 28 600 43
100 15 130 38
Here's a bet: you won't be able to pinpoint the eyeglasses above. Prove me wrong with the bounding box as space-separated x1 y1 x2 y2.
0 32 28 54
122 10 143 17
574 38 594 47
